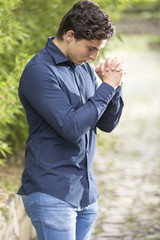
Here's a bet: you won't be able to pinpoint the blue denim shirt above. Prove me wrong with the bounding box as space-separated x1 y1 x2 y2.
18 36 124 207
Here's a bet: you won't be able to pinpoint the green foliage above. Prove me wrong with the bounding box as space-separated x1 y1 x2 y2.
0 0 151 164
0 0 31 163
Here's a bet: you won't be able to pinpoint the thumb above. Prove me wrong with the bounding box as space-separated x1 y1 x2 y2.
95 67 99 73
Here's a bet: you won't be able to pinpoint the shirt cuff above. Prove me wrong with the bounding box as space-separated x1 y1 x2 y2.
90 82 116 117
111 84 123 105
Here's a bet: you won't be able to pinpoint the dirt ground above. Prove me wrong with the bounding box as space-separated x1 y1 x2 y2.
91 36 160 240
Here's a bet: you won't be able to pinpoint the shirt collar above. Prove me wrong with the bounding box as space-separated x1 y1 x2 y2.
45 36 76 67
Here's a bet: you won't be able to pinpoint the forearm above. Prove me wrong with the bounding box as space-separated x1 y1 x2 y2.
96 85 124 132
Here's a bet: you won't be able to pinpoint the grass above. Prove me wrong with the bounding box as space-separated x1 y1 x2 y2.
0 164 22 193
96 130 118 156
0 177 20 192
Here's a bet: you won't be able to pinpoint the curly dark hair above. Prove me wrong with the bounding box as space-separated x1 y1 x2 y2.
56 0 115 41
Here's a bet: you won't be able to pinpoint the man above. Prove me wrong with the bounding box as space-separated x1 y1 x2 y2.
18 1 125 239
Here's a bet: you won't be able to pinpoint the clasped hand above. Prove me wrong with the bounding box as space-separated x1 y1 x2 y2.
95 57 126 89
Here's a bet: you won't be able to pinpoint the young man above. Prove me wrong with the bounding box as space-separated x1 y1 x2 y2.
18 1 125 239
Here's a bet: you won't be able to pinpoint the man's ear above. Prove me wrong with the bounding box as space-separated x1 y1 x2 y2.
65 30 75 43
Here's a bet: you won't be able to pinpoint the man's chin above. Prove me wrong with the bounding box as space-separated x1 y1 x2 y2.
80 60 88 65
74 60 89 65
76 61 85 66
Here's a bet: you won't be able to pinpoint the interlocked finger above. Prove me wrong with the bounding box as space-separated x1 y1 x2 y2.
99 63 105 75
105 57 112 71
115 62 126 74
110 57 121 71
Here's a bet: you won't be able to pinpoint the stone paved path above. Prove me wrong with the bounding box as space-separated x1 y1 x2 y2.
91 40 160 240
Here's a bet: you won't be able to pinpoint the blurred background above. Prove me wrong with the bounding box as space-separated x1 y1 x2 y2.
0 0 160 239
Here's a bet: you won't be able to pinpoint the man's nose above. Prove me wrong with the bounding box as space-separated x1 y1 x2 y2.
89 50 99 61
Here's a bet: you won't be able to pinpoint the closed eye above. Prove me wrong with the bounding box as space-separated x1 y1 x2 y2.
88 47 95 52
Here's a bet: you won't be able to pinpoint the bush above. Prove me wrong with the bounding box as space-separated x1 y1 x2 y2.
0 0 31 163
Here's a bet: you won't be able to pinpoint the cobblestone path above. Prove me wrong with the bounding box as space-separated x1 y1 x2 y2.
91 44 160 240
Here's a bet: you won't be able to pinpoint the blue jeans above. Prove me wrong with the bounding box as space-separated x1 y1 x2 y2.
22 192 98 240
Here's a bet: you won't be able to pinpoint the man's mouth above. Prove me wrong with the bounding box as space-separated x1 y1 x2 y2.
83 60 90 63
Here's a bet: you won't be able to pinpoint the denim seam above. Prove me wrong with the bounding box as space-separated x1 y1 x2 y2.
28 194 32 219
36 192 47 240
